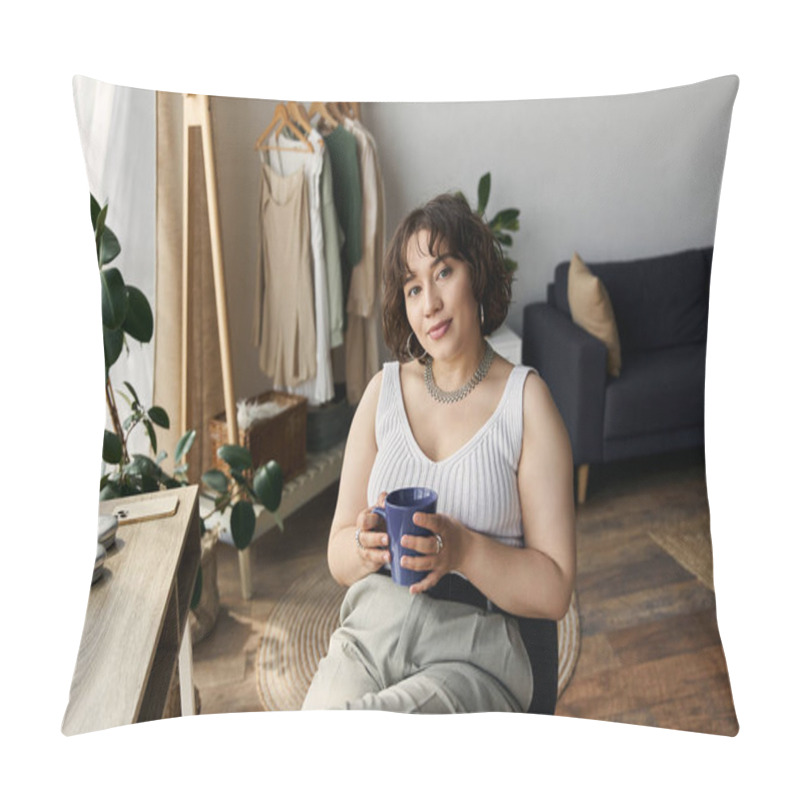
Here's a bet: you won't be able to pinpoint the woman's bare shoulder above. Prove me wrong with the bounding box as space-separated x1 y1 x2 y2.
521 368 562 425
520 368 571 461
343 369 385 454
521 365 548 392
358 368 385 414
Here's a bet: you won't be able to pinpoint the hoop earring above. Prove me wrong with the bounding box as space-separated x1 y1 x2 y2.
406 331 428 361
480 303 485 331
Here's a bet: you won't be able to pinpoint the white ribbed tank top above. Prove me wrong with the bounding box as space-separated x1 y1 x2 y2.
367 361 536 549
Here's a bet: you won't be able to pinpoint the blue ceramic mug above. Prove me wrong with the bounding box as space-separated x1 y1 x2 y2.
373 487 438 586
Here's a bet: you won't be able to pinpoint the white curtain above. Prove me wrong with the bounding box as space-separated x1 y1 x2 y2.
72 76 156 463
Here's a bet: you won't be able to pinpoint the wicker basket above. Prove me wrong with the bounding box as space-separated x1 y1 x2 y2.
208 391 307 483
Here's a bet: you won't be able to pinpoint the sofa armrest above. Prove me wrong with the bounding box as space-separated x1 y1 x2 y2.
522 302 608 465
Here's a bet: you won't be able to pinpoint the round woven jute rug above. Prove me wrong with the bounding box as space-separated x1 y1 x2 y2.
257 562 581 711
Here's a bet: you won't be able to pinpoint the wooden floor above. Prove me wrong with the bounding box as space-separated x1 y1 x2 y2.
555 449 738 735
191 447 738 735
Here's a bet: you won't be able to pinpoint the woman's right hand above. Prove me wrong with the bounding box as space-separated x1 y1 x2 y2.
354 491 391 573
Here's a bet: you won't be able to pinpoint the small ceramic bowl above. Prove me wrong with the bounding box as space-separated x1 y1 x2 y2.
92 543 106 584
97 514 118 549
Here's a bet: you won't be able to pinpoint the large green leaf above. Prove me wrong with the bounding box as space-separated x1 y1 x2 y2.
99 481 121 501
91 194 102 229
489 208 520 230
123 286 154 343
218 444 252 472
254 460 283 512
230 470 257 500
126 454 159 478
99 226 121 267
143 418 157 454
230 467 247 487
94 204 109 263
141 474 160 493
477 173 491 216
119 478 140 497
148 406 170 429
175 429 196 464
503 256 518 274
103 326 124 371
123 380 140 406
230 500 256 550
494 232 513 247
100 267 128 330
94 203 108 239
102 430 123 464
201 469 229 494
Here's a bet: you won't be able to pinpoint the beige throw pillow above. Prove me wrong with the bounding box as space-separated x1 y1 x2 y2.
567 252 622 377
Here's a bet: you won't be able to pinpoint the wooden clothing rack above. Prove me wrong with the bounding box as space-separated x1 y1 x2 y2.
181 94 253 597
182 96 360 600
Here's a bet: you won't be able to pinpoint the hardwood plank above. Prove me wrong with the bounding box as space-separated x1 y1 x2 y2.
606 608 725 666
567 633 620 681
576 548 696 603
645 686 739 735
574 524 661 573
578 579 717 637
557 644 735 731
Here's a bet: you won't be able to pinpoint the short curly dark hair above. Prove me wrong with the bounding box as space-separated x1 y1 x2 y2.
382 193 513 362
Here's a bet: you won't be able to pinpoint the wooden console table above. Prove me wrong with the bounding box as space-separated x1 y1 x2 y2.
62 485 201 736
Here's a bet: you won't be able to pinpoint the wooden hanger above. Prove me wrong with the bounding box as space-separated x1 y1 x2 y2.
321 101 346 125
338 102 360 121
286 101 315 138
330 103 348 123
308 101 339 128
254 103 313 153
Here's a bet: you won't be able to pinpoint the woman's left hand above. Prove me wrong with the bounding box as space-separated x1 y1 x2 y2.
402 512 470 594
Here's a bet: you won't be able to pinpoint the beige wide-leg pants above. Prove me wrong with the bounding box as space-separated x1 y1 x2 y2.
302 573 534 713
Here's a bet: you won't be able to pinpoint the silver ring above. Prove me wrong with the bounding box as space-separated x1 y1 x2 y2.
355 527 364 549
434 533 443 554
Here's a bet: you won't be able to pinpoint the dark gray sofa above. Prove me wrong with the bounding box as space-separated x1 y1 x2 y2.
522 247 713 502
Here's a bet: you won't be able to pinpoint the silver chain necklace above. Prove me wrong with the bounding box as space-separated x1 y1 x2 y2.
424 341 495 404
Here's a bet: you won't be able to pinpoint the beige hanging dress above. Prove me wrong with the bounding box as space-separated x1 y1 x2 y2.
252 161 317 387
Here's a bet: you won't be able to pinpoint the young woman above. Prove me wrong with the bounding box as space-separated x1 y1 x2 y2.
302 193 575 713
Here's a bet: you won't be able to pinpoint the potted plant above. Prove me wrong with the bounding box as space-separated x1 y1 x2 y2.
92 194 284 635
456 172 520 273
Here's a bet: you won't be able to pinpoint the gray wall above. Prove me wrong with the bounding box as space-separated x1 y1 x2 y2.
84 76 736 406
359 75 737 335
209 75 736 401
